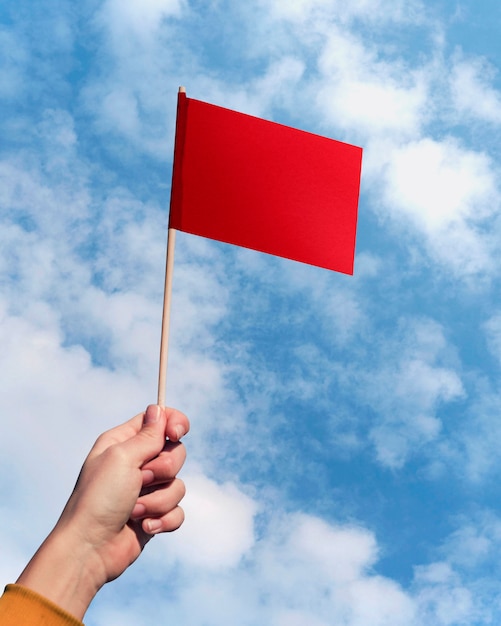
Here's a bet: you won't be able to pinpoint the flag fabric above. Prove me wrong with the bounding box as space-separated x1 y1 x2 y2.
169 91 362 274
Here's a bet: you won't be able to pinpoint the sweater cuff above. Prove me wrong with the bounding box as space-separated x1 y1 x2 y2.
0 584 84 625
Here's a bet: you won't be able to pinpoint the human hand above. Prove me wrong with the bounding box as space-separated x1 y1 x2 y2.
16 405 189 620
61 404 189 580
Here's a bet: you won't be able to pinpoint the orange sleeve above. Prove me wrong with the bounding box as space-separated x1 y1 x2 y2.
0 584 84 625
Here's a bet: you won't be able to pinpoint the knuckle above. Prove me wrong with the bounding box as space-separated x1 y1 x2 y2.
168 506 185 531
176 478 186 500
158 445 184 478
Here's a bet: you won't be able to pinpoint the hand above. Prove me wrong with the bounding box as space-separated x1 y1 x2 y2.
16 405 189 620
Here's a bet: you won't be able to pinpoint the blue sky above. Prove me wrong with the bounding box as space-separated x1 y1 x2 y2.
2 0 501 624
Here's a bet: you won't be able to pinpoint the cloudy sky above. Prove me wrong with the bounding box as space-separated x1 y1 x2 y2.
2 0 501 624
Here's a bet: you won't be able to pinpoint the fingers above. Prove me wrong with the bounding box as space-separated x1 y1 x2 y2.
162 406 190 442
121 405 190 468
131 478 186 534
141 440 187 486
89 406 190 462
143 506 185 535
133 478 186 517
142 405 190 443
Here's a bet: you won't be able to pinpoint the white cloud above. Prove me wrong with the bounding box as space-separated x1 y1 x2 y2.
99 0 185 44
414 562 475 625
414 513 501 623
244 513 415 625
377 137 498 275
450 55 501 124
346 576 416 626
382 138 496 231
441 515 501 570
100 88 141 136
137 511 416 626
451 389 501 482
80 0 187 156
289 515 379 582
316 27 428 140
430 315 501 481
265 0 425 25
163 472 257 570
366 318 464 468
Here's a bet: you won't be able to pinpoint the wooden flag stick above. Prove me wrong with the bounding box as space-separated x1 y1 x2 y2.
157 86 186 406
157 227 176 406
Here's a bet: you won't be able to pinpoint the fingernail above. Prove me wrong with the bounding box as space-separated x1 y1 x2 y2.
175 425 186 440
146 519 163 534
141 469 155 485
143 405 160 425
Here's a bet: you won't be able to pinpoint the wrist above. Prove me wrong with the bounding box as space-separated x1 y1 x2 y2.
16 523 106 621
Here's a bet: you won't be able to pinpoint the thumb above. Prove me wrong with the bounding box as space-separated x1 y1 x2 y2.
122 405 167 467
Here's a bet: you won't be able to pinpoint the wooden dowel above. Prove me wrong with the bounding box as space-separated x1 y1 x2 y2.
157 227 176 406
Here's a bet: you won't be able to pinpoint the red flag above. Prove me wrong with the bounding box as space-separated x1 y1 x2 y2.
169 91 362 274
